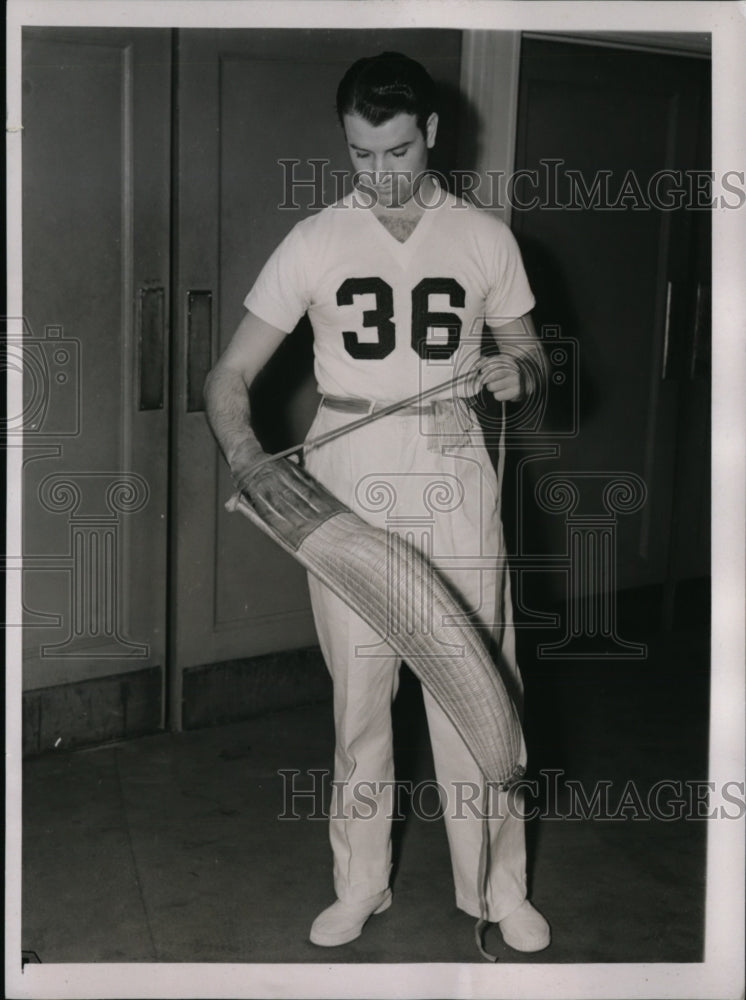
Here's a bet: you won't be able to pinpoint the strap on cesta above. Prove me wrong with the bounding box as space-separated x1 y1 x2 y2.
475 919 498 963
474 784 499 962
259 367 481 467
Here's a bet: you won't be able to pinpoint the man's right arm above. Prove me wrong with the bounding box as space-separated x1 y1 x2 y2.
204 310 288 490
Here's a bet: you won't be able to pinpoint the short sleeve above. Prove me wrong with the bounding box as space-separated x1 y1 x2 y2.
483 222 535 327
243 223 311 333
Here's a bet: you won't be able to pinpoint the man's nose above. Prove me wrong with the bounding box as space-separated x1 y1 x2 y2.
373 156 390 177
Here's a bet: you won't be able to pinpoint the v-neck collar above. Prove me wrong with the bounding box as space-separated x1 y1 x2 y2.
357 182 445 266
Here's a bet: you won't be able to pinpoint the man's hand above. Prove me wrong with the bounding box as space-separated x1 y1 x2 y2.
484 313 546 403
478 355 524 402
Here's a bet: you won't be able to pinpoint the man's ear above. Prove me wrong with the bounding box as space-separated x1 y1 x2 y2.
425 112 439 149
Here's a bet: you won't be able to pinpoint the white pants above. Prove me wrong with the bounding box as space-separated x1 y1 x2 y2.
305 403 527 922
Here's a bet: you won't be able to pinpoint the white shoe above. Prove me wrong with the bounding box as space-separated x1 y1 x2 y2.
309 889 392 947
498 900 551 952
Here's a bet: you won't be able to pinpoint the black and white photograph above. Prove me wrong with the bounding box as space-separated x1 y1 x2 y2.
4 2 745 998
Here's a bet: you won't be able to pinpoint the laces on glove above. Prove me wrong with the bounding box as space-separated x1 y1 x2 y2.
228 431 269 495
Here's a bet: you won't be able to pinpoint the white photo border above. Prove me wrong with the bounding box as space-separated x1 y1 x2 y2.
6 2 745 998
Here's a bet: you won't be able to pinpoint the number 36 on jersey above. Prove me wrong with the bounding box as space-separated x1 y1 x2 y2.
336 277 466 361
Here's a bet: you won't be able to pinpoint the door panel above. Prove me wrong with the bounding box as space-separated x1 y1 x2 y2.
509 40 709 606
172 29 462 723
667 105 711 583
21 29 172 698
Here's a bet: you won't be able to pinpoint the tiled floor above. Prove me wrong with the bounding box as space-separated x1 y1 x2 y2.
21 630 710 965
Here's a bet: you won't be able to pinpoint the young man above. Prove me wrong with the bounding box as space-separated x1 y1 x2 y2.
205 52 550 956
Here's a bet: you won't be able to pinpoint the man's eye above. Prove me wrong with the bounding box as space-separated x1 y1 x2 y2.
354 151 370 159
392 150 408 158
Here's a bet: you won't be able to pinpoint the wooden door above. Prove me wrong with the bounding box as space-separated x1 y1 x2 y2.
508 39 710 609
21 29 172 710
666 102 711 586
171 29 463 725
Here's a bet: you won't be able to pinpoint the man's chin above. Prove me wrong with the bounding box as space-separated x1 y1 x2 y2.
375 187 415 210
354 179 413 210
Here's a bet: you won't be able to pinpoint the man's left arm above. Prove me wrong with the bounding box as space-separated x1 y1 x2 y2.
480 313 547 403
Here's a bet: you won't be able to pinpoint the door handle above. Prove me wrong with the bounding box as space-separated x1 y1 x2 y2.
660 280 673 381
138 287 165 411
186 290 213 412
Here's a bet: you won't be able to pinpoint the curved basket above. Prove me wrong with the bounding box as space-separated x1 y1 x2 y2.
227 456 525 788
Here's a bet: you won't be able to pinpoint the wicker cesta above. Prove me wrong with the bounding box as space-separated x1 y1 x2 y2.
227 455 525 789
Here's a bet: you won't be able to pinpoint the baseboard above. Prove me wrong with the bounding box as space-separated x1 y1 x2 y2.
23 578 705 756
22 666 163 758
20 648 333 756
182 646 332 730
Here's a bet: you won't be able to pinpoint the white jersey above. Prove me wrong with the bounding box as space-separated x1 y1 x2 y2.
244 184 535 402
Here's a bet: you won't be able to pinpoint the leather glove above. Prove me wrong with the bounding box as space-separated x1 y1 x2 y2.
228 430 268 495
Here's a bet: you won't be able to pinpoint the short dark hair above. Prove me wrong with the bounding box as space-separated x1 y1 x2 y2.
336 52 436 135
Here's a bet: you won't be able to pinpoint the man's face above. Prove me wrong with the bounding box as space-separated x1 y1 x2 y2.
342 111 438 209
